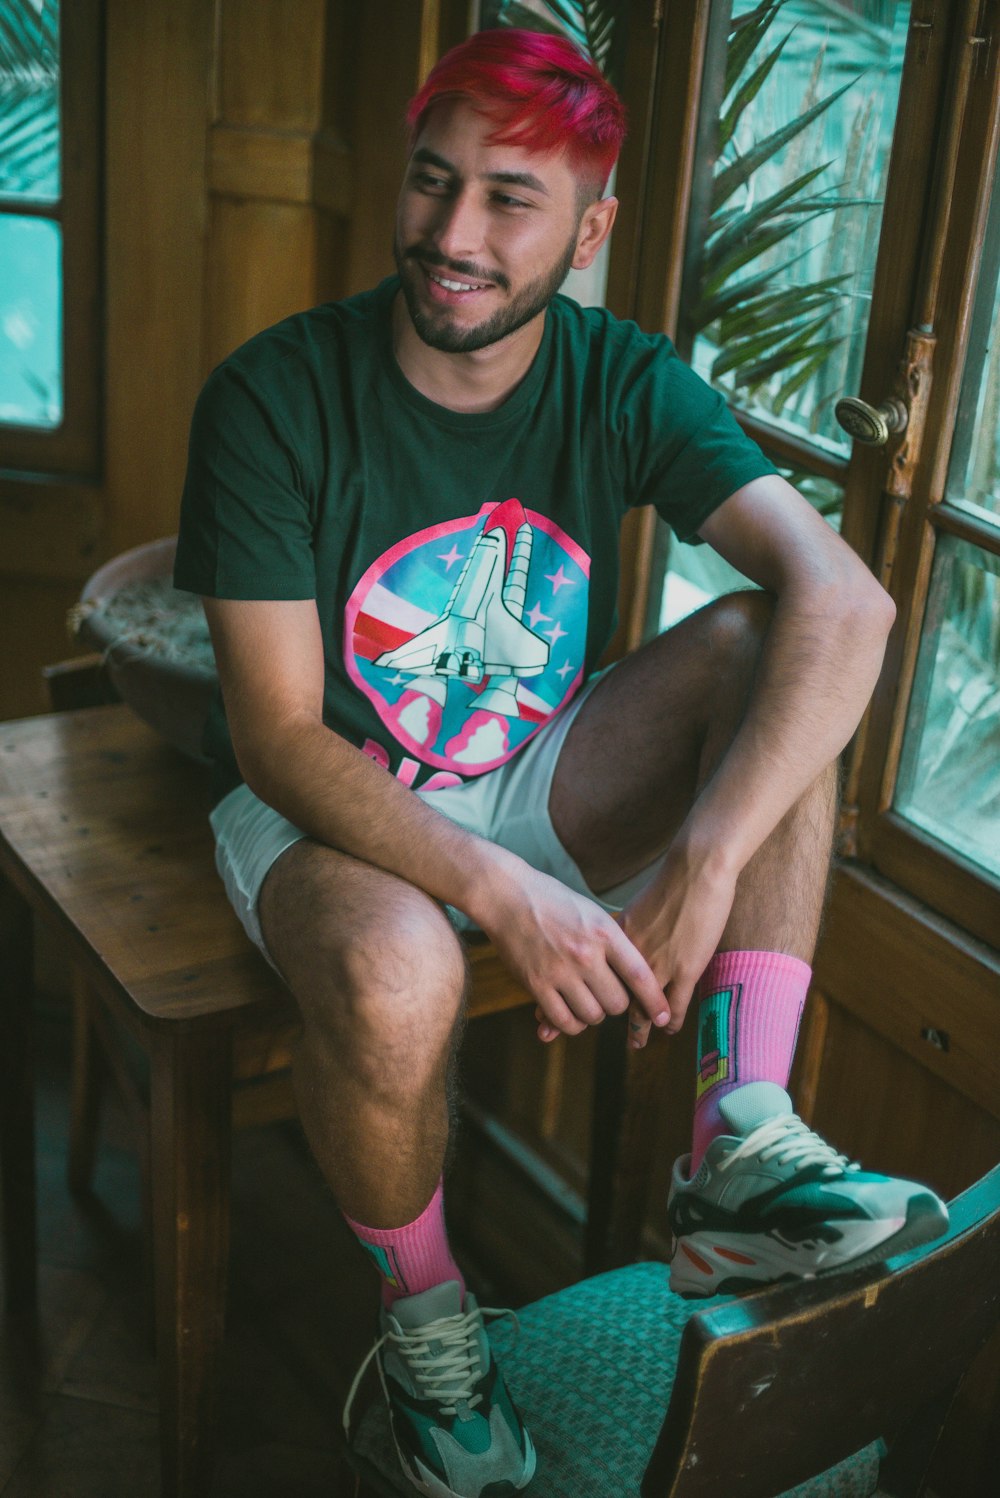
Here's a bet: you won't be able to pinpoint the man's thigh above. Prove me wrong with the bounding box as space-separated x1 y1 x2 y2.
210 781 461 998
257 836 463 1005
549 592 767 893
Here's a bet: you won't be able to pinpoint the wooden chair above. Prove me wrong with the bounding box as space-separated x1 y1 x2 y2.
347 1162 1000 1497
0 700 656 1498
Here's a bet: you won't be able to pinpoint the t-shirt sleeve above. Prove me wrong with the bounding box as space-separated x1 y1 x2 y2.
173 363 317 599
614 334 778 544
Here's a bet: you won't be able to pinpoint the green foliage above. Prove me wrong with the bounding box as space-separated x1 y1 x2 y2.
0 0 59 199
689 0 894 448
488 0 620 81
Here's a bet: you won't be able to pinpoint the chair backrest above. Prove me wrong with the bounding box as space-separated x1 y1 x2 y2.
641 1162 1000 1498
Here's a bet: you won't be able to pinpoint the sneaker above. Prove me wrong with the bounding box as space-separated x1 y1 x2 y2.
668 1081 949 1297
343 1280 536 1498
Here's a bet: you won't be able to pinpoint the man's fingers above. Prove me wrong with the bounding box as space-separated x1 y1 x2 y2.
607 923 670 1027
627 1003 652 1049
664 978 696 1034
533 994 587 1039
558 980 606 1028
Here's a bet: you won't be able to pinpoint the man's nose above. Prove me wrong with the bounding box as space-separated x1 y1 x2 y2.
431 189 486 262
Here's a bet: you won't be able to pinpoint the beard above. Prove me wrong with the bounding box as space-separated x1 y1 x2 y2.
393 232 579 354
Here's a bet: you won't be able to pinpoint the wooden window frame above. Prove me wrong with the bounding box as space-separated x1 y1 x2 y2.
1 0 103 480
852 12 1000 949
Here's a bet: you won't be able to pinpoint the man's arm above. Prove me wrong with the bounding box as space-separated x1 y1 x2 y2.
620 472 896 1038
203 596 669 1036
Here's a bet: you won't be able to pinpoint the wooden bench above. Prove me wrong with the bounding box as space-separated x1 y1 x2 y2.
0 704 655 1497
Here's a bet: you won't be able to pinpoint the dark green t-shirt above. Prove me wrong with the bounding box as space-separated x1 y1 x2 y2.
174 276 775 800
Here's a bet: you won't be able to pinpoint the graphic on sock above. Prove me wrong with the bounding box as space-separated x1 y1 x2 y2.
690 951 810 1175
356 1240 407 1294
695 984 742 1099
343 1179 466 1308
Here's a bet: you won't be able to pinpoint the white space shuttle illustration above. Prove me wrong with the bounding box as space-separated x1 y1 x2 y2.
375 499 549 717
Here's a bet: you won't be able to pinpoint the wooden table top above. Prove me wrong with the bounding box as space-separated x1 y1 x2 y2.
0 705 286 1027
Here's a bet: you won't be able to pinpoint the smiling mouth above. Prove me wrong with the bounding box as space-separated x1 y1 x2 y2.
425 268 492 294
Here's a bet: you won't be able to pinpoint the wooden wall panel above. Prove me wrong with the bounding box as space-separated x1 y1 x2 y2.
104 0 214 556
204 199 320 370
217 0 328 128
809 999 1000 1201
343 0 426 296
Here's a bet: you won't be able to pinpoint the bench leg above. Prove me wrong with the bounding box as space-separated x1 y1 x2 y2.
150 1028 232 1498
585 1014 666 1274
0 876 36 1314
68 971 106 1194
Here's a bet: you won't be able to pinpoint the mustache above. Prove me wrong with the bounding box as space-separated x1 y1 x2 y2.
403 245 510 293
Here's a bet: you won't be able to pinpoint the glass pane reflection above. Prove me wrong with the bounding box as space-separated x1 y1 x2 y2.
0 212 62 427
895 537 1000 879
0 0 60 202
946 167 1000 527
688 1 909 458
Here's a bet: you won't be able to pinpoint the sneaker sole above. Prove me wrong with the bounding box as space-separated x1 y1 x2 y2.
669 1191 949 1298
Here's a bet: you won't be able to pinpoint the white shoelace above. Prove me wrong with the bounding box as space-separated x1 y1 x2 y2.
343 1304 517 1436
721 1112 860 1179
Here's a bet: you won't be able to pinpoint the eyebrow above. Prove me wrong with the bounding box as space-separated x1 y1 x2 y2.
411 147 550 197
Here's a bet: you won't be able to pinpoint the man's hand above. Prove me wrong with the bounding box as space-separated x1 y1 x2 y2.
617 842 739 1049
476 865 670 1043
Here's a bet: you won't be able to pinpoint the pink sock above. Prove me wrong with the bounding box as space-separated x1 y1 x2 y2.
690 950 810 1174
343 1179 466 1308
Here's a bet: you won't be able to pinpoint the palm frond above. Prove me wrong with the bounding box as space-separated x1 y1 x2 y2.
702 163 831 268
491 0 618 78
724 3 781 101
0 0 58 77
711 76 856 213
719 28 794 152
0 0 59 197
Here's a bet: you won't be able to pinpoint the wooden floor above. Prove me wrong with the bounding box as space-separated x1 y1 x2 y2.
0 1002 577 1498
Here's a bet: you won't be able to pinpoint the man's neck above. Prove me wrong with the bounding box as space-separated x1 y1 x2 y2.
391 293 545 414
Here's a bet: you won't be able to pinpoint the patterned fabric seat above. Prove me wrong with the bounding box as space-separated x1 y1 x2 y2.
350 1262 883 1497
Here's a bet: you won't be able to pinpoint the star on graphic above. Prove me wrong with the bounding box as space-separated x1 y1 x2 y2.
390 673 407 687
545 564 575 595
438 544 463 570
525 601 551 630
545 620 568 646
556 660 573 680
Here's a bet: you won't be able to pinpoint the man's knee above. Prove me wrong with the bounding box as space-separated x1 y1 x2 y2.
700 588 774 667
334 900 467 1028
280 882 467 1046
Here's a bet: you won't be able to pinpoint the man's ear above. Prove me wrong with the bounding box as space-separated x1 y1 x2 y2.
573 197 618 271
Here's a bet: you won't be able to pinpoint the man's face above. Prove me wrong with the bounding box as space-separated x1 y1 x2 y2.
394 98 596 354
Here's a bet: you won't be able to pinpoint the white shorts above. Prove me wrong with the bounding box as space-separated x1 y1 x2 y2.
210 671 654 959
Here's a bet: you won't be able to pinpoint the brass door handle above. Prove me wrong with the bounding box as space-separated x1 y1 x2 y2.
834 395 909 446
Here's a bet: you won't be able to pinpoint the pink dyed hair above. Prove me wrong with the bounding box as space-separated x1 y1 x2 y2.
406 29 626 193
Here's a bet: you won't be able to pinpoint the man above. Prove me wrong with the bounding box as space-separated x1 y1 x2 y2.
175 28 948 1498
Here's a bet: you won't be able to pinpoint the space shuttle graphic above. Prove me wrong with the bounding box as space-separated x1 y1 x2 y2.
374 499 549 717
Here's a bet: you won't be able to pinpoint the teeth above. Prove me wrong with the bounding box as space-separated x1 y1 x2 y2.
430 272 485 293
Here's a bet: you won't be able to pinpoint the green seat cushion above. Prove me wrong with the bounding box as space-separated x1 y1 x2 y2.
350 1262 882 1497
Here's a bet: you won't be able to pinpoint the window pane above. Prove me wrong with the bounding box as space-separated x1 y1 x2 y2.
894 537 1000 879
946 159 1000 528
0 212 62 427
687 1 909 457
0 0 60 202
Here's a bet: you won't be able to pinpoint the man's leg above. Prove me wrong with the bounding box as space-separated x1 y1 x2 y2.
259 841 465 1232
549 590 833 958
549 590 947 1293
256 842 535 1493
